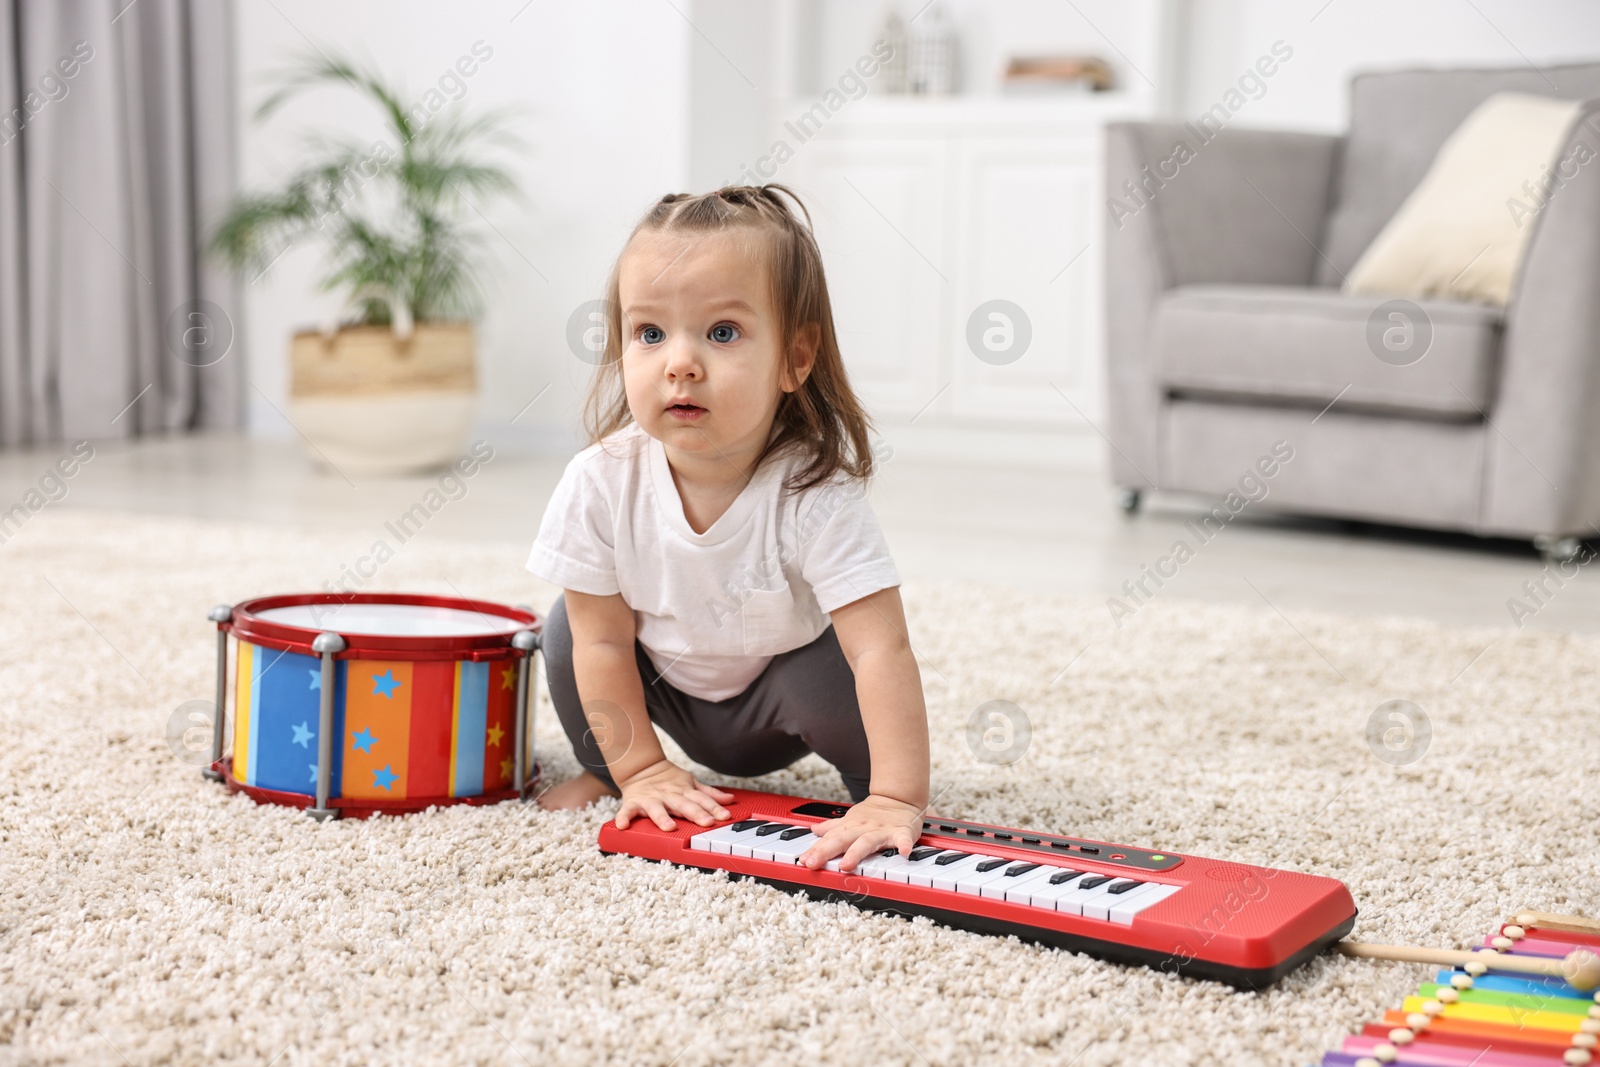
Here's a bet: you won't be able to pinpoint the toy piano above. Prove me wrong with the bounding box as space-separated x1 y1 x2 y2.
599 788 1357 987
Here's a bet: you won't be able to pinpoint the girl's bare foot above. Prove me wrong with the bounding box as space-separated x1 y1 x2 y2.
537 770 620 811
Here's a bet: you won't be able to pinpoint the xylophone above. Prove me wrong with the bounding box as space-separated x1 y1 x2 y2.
599 788 1357 987
1319 911 1600 1067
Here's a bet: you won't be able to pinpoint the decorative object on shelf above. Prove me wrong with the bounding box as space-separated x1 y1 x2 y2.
1002 55 1115 95
209 51 523 476
874 4 908 94
907 0 957 95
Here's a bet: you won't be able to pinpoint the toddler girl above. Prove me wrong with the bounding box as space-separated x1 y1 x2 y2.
528 185 930 871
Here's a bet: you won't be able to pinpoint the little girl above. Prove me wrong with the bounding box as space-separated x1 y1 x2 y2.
527 184 930 872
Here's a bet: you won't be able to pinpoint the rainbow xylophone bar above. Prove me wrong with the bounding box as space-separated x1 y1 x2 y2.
1318 914 1600 1067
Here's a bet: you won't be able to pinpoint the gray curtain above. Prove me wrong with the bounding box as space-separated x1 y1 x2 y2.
0 0 239 445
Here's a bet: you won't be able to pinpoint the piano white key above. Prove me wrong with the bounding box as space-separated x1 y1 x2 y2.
1055 878 1121 917
1019 870 1089 909
999 865 1070 903
745 824 799 861
928 854 985 891
953 859 1016 896
979 864 1050 900
762 833 819 863
1108 882 1181 925
855 850 911 879
877 852 940 884
1083 881 1152 921
906 852 963 887
690 825 752 855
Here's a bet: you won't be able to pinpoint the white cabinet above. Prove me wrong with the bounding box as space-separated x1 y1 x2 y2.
781 98 1140 432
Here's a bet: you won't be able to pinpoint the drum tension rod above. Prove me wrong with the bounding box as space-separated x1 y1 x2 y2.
512 628 540 801
307 631 348 821
202 605 233 783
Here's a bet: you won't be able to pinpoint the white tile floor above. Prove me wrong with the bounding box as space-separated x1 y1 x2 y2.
7 432 1596 632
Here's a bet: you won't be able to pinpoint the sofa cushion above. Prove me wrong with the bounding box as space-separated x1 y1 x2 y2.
1153 285 1502 419
1315 62 1600 287
1343 92 1583 307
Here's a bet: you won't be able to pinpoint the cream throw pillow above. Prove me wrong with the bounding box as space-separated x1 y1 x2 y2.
1343 92 1583 306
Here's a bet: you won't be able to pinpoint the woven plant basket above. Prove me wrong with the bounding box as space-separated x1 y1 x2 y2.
287 324 477 476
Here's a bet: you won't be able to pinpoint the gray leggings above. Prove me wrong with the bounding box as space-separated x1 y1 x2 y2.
540 593 872 801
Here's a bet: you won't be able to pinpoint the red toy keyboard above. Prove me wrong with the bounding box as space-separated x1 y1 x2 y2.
599 788 1357 987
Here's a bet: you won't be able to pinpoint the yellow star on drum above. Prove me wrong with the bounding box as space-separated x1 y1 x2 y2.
486 723 505 748
500 758 514 780
500 666 517 691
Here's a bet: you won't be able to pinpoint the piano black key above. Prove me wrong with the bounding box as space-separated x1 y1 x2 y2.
1106 879 1144 894
938 824 958 831
966 829 984 836
975 858 1010 872
993 833 1013 840
1004 862 1041 877
1079 846 1100 855
908 846 942 861
934 851 970 866
754 822 791 836
1050 842 1072 850
1021 837 1041 844
1076 875 1113 890
731 819 764 832
1049 870 1084 885
778 826 812 841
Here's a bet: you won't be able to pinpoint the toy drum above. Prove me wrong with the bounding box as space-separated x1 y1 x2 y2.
202 593 542 820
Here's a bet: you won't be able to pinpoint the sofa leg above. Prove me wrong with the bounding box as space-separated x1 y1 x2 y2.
1534 534 1584 564
1117 488 1143 515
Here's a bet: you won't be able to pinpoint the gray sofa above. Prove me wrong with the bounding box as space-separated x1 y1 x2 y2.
1105 63 1600 558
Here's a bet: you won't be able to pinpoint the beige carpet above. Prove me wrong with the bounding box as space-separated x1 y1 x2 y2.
1 509 1596 1067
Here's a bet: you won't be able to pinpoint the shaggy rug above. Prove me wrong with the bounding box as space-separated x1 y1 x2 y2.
0 509 1595 1067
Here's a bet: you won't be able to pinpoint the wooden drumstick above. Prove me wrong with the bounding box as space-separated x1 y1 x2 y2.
1336 941 1600 991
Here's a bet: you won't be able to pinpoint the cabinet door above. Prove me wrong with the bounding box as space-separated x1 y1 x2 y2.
782 140 949 418
948 138 1101 424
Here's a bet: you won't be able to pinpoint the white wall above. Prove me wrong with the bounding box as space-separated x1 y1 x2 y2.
231 0 1600 457
1181 0 1600 133
233 0 691 453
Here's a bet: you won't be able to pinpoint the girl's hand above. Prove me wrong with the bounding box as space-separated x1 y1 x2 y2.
614 758 735 831
797 794 924 872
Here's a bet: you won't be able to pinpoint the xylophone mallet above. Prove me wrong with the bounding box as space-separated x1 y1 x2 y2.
1335 941 1600 990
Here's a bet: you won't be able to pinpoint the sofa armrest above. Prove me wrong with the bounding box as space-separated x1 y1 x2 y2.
1104 122 1343 488
1484 104 1600 537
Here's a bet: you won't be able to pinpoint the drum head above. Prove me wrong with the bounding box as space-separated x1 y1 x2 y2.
255 602 524 637
229 593 538 658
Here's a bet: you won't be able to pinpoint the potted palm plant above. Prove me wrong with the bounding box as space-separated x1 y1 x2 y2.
210 55 521 476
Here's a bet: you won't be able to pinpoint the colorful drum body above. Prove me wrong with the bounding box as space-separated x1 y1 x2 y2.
208 593 541 818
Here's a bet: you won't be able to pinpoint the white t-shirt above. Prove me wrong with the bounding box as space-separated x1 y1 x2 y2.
527 422 901 701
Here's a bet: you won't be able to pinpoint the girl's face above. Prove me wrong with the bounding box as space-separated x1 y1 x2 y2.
617 229 811 474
